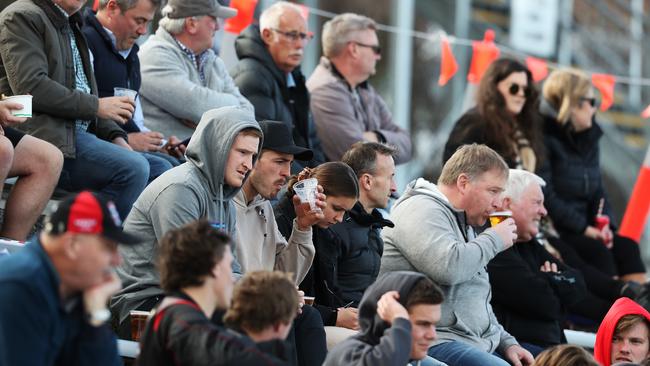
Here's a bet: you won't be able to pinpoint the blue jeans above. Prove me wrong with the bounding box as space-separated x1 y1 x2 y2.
58 129 149 220
410 355 448 366
140 151 179 183
428 341 509 366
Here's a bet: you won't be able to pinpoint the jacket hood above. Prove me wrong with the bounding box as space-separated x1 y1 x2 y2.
594 297 650 366
394 178 455 213
357 271 428 345
234 25 286 85
233 189 267 211
185 107 261 201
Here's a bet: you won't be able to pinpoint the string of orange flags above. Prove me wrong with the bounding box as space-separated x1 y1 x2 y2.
222 1 650 115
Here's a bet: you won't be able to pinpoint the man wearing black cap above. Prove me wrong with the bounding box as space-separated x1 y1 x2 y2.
234 120 328 366
0 191 139 366
235 120 322 282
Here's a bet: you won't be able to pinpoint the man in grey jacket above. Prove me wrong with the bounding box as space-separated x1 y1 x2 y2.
306 13 412 164
111 106 262 338
380 144 534 366
138 0 253 139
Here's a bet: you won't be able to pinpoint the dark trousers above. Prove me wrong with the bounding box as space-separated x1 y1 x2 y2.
288 305 327 366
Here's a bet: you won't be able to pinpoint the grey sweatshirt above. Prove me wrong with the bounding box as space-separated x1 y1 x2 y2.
233 189 315 284
139 27 253 138
379 178 518 354
111 106 261 322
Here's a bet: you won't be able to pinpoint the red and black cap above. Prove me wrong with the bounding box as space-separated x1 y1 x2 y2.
44 191 141 244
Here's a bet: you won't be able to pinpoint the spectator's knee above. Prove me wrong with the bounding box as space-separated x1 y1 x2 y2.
0 137 14 168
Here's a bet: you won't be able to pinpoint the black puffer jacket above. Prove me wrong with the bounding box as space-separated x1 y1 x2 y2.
537 101 612 234
488 239 587 347
230 25 325 172
330 202 393 306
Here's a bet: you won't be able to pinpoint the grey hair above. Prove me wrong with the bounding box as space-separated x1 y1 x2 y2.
159 5 199 35
259 1 303 32
322 13 376 58
503 169 546 202
98 0 161 12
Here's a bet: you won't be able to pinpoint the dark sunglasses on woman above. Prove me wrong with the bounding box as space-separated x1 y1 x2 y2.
580 97 598 108
508 83 531 98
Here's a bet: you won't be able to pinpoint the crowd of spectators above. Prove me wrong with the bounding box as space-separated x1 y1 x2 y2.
0 0 648 366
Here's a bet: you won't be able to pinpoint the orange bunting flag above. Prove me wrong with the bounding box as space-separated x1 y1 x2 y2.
92 0 99 12
438 37 458 86
224 0 258 35
525 56 548 83
591 73 616 111
467 29 500 84
641 104 650 119
296 4 310 21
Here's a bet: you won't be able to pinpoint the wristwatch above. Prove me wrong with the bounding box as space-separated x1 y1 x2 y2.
87 308 111 327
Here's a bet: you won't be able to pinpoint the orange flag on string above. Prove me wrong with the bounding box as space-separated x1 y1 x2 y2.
591 73 616 111
438 37 458 86
467 29 500 84
619 149 650 242
92 0 99 11
526 56 548 82
224 0 258 35
641 104 650 119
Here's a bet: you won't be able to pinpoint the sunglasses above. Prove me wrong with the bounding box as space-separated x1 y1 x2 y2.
508 83 531 97
580 97 598 108
352 41 382 56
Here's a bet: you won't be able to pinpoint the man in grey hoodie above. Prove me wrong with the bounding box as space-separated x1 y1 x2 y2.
111 106 262 337
380 144 534 366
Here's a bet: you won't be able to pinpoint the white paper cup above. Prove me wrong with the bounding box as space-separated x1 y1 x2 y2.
293 178 320 212
114 87 138 101
3 95 32 117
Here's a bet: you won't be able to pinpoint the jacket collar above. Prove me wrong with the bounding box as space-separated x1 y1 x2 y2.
320 56 369 92
33 0 83 29
348 202 394 228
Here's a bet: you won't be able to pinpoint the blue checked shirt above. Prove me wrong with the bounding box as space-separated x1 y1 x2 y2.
54 4 92 131
173 38 210 85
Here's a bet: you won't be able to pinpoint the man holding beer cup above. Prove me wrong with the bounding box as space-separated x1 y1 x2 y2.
380 144 533 366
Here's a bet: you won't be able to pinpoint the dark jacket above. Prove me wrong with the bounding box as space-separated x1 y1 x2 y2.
487 238 587 347
137 292 290 366
0 238 121 366
330 202 393 306
323 271 426 366
0 0 127 158
274 194 342 326
81 9 141 133
231 25 325 172
537 101 612 234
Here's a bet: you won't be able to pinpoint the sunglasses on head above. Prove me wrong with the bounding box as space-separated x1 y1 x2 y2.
508 83 531 97
580 97 598 107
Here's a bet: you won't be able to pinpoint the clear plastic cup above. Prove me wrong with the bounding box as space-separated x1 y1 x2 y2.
114 87 137 101
293 178 321 212
129 310 150 342
489 211 512 227
3 95 32 117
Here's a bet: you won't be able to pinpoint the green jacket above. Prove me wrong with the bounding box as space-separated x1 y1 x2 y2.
0 0 126 158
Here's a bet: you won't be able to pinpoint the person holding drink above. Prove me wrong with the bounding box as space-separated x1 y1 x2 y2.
537 68 646 286
274 162 360 331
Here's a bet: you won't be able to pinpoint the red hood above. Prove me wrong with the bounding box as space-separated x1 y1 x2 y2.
594 297 650 366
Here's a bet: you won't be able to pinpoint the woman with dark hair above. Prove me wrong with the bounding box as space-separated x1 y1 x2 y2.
538 68 646 294
274 162 360 330
444 58 544 172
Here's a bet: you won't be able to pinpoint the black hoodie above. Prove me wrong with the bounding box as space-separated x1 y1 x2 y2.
230 24 325 172
323 271 429 366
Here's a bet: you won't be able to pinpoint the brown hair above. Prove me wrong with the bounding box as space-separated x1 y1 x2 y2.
405 277 444 309
238 127 263 139
438 144 508 186
542 68 592 125
342 142 397 177
614 314 650 339
223 271 298 333
533 344 598 366
158 220 230 292
475 58 544 164
286 162 359 199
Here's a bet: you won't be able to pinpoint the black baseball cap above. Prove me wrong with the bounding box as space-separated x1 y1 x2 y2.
44 191 141 244
259 120 314 161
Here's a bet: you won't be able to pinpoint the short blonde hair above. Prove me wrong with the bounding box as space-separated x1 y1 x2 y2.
438 144 508 186
542 68 592 125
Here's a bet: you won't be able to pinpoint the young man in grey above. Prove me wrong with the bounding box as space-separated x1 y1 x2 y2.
379 144 534 366
111 106 261 336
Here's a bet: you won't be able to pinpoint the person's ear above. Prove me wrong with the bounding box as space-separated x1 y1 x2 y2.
261 28 274 45
456 173 470 193
106 0 120 15
360 173 373 191
501 197 512 211
63 233 79 260
184 17 198 35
